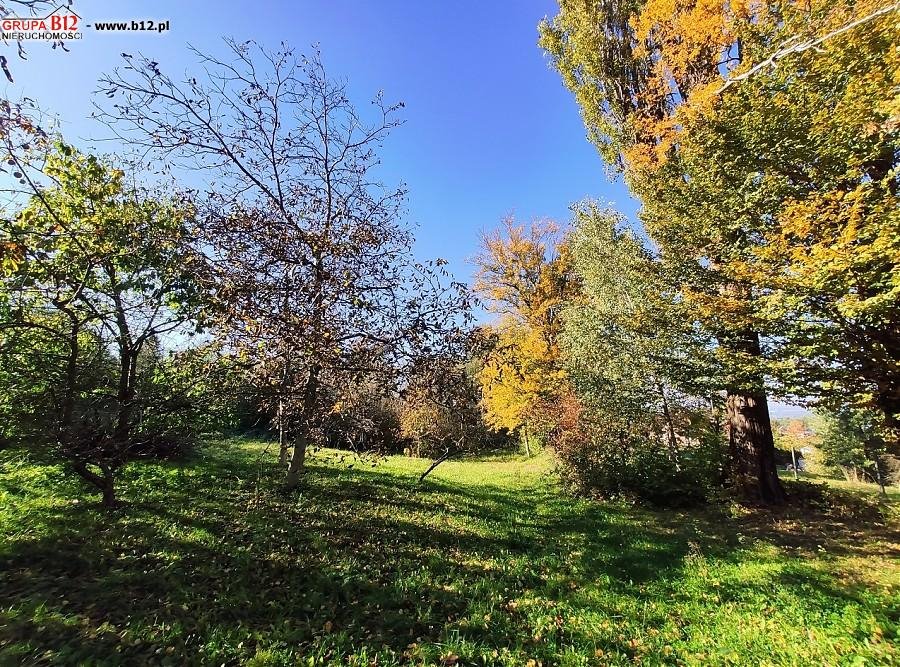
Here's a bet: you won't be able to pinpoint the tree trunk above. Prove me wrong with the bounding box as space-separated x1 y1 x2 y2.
60 319 80 433
114 347 139 443
418 447 456 483
865 436 887 496
522 425 531 457
658 382 681 471
873 382 900 456
873 456 886 496
72 461 117 508
283 365 319 490
278 352 292 466
284 432 308 490
277 399 289 465
725 389 786 504
101 476 117 508
109 275 139 444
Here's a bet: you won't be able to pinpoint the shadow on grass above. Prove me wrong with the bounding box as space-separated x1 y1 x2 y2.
0 442 896 665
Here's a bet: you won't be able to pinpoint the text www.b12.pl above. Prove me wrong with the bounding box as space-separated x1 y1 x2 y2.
91 20 170 33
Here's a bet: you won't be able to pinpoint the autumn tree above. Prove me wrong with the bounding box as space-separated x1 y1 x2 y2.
700 2 899 447
540 0 898 502
772 418 817 479
473 217 575 452
399 381 467 460
97 41 472 490
322 380 403 454
539 0 782 502
399 346 501 480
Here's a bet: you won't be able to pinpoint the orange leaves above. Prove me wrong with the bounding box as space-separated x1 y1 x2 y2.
473 216 564 323
633 0 730 86
624 0 738 168
0 240 25 275
752 185 900 320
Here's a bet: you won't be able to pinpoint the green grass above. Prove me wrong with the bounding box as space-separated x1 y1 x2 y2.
1 440 898 666
779 470 900 502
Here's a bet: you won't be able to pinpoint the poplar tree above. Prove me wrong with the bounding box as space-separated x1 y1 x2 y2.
540 0 898 502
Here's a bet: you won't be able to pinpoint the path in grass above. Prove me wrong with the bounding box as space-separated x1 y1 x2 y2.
1 440 898 666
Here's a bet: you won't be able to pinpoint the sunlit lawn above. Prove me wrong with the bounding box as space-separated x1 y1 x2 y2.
1 440 897 666
779 469 900 502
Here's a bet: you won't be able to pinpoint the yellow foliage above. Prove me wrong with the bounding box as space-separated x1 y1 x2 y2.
473 218 576 432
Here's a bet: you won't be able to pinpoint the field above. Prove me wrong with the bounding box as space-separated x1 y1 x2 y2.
1 440 898 666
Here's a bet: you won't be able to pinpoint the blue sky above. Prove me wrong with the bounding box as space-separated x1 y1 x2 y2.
5 0 638 279
5 1 809 416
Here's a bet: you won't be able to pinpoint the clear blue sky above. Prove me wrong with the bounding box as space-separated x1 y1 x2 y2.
6 0 808 416
6 0 638 278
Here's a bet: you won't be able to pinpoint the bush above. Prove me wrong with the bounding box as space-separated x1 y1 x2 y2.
551 397 725 506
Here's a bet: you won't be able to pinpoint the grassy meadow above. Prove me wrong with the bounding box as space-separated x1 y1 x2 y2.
1 440 898 666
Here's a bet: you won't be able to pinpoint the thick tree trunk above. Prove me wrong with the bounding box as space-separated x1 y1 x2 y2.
101 476 117 508
725 389 786 504
717 317 786 505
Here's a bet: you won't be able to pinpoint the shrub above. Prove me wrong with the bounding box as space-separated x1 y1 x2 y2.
551 394 725 506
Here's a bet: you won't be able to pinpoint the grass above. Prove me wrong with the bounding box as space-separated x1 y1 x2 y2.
1 440 898 666
779 470 900 502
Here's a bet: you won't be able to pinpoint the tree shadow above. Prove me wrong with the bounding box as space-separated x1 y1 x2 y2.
1 443 896 665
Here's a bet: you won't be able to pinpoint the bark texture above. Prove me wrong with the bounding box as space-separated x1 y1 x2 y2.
725 389 786 505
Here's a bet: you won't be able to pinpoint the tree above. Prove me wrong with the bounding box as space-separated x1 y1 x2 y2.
772 418 818 478
473 217 575 451
558 202 724 503
400 359 486 477
699 1 899 446
539 0 788 502
0 144 203 505
97 41 472 490
539 0 897 502
819 407 893 494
